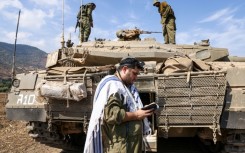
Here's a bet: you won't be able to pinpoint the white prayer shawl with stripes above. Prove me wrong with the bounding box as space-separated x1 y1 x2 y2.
83 75 151 153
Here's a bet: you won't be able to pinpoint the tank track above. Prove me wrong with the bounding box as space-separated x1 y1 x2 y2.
26 121 85 152
27 122 245 152
222 130 245 153
157 137 213 153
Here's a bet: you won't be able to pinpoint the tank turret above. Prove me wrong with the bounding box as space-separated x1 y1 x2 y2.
45 38 230 69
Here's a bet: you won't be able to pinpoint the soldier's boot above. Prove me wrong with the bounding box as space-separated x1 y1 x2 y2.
83 36 89 42
164 36 169 44
79 33 84 43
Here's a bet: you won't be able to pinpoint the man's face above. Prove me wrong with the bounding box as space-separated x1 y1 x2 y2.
121 66 140 86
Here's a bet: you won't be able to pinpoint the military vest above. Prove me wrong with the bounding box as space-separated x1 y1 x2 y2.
81 5 88 16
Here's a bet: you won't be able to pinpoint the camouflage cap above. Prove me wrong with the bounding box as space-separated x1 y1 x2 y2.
153 0 160 6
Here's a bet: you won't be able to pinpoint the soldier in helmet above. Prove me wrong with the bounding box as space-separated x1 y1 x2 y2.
76 3 96 43
153 0 176 44
116 29 141 41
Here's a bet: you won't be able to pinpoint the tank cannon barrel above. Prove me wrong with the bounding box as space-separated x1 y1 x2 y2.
227 56 245 62
138 30 162 34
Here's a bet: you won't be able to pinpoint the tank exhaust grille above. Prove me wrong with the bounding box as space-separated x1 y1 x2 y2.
156 71 227 137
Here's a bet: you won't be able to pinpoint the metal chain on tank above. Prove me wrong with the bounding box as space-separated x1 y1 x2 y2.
164 113 169 138
162 79 169 138
47 102 53 132
82 70 88 133
83 113 88 133
62 69 71 108
212 76 222 144
212 112 217 144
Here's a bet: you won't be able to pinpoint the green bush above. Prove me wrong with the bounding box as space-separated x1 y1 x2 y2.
0 87 9 92
0 78 11 92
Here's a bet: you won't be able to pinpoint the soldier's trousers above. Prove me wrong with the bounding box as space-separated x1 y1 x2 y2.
162 18 176 44
79 23 91 42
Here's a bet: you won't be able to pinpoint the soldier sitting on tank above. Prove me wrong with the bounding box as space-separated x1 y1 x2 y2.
116 29 141 41
66 39 74 48
194 39 210 46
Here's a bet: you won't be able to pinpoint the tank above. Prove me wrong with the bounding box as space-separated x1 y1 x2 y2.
5 36 245 152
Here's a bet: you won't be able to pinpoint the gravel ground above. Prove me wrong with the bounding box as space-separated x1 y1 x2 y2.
0 93 62 153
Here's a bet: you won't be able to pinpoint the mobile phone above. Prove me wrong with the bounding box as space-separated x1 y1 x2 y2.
141 102 159 111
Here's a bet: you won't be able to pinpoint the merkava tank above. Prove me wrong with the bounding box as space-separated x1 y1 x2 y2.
5 34 245 152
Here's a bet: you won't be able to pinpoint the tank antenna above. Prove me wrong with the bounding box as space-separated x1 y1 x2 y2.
12 10 21 80
60 0 65 48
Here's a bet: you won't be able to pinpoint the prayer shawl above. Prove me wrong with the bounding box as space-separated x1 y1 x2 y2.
83 75 151 153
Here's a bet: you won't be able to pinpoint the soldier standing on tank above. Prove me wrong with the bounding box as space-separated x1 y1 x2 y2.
76 3 96 43
153 0 176 44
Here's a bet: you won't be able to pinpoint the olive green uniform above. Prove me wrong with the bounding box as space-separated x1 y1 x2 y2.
102 93 143 153
158 2 176 44
77 4 95 42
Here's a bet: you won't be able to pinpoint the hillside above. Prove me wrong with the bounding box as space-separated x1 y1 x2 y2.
0 42 47 78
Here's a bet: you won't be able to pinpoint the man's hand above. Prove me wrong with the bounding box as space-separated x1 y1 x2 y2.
123 109 153 122
135 109 154 120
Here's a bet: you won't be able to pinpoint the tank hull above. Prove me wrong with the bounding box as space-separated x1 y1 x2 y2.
6 41 245 152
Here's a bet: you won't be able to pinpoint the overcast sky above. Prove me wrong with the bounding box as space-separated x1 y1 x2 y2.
1 0 245 56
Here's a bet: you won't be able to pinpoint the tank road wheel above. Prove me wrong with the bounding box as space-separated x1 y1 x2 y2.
26 121 86 152
63 133 86 152
196 137 223 153
205 140 223 153
222 130 245 153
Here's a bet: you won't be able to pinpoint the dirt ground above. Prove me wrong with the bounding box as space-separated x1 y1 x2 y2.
0 93 62 153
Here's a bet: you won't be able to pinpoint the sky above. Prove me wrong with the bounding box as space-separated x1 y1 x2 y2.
1 0 245 56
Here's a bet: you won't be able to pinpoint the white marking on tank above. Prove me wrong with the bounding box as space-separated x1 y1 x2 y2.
17 94 36 105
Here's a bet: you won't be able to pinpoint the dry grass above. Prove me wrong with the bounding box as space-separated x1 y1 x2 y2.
0 93 7 116
0 93 7 103
0 93 62 153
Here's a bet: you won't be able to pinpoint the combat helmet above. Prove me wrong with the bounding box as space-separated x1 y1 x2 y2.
87 2 96 9
153 0 160 6
116 30 125 38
